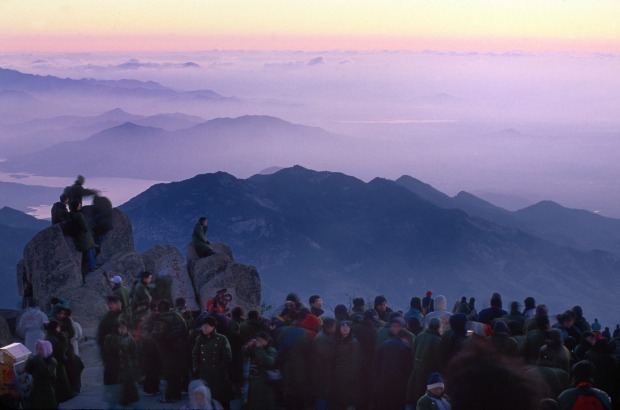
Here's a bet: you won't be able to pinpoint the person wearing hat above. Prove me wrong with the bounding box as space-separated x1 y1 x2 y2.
25 339 58 409
131 271 153 329
51 193 70 226
110 275 132 326
192 316 233 408
540 328 572 373
242 331 278 409
557 360 611 409
416 372 451 410
373 295 393 323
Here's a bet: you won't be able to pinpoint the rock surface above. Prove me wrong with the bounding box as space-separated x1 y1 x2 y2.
0 315 12 347
17 207 261 332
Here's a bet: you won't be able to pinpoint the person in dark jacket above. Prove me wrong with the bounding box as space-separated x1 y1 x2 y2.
373 295 393 323
110 275 132 327
63 175 98 205
524 305 551 364
68 200 98 276
422 291 434 315
557 360 612 410
476 292 507 325
416 372 451 410
103 319 139 408
92 194 113 247
45 319 73 403
25 339 58 409
442 313 468 365
193 316 233 408
375 329 413 410
487 320 519 357
311 317 336 410
583 339 618 403
192 217 215 257
51 194 70 226
333 320 363 408
243 331 278 409
407 317 443 405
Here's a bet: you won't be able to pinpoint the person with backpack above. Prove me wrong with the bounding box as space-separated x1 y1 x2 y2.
557 360 611 410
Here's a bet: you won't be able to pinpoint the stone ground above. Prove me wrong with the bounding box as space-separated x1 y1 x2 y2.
59 335 243 410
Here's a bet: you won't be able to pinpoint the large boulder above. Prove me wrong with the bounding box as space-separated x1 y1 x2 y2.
81 207 134 263
189 242 261 314
142 245 200 311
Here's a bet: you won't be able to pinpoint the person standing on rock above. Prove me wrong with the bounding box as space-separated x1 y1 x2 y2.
63 175 98 206
192 217 216 258
68 200 98 277
51 193 70 226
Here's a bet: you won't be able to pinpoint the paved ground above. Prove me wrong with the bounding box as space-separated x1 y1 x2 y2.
59 338 242 410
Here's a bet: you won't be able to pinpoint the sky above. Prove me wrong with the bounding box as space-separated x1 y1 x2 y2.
1 1 620 53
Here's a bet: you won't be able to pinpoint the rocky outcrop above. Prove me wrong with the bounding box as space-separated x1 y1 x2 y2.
17 207 261 332
188 243 261 314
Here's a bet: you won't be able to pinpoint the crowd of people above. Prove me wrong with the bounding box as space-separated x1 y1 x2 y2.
20 283 620 410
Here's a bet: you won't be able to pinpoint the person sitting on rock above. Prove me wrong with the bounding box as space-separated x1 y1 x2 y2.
51 193 70 226
192 216 215 258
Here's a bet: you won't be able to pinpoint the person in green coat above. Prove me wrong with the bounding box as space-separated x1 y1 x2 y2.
333 320 364 408
103 319 139 407
192 316 234 408
25 339 58 409
242 331 278 409
131 271 153 329
192 217 216 257
110 275 132 326
407 317 443 406
311 317 336 409
45 319 74 403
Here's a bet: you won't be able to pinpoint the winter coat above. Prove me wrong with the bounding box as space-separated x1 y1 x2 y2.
416 391 452 410
64 182 97 204
112 284 132 326
557 384 612 410
540 344 572 373
333 334 363 406
244 345 278 409
487 332 519 357
275 325 312 397
103 332 139 405
192 222 212 256
407 328 443 404
584 343 618 398
477 306 507 325
51 202 70 225
17 307 48 354
68 211 95 251
45 329 73 403
97 310 124 352
25 354 58 409
192 332 233 402
375 337 413 410
310 329 336 398
523 328 547 364
525 365 569 399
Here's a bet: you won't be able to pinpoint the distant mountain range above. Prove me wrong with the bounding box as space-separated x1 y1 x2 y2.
0 115 348 180
0 207 49 308
119 166 620 323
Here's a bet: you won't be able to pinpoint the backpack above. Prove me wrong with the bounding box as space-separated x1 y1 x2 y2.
573 387 604 410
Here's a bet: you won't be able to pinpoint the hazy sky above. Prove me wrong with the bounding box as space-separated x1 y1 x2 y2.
1 1 620 53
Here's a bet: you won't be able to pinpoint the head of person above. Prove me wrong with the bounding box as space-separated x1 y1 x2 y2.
557 311 575 328
247 310 260 322
374 295 388 313
175 297 187 310
352 297 365 310
450 313 468 335
110 275 123 286
571 305 584 319
545 329 563 349
490 292 503 308
339 320 352 338
534 305 550 330
35 339 53 358
570 360 595 386
447 342 542 410
231 306 244 321
334 304 349 321
409 296 422 311
117 319 129 336
309 295 323 309
524 297 536 309
389 316 406 336
510 301 520 313
426 372 446 398
106 295 122 312
201 316 217 335
255 331 272 347
139 271 153 285
582 331 596 345
76 175 85 185
286 292 301 306
188 380 213 410
46 318 61 334
434 295 447 311
157 299 171 313
198 216 207 227
427 317 441 332
322 317 336 335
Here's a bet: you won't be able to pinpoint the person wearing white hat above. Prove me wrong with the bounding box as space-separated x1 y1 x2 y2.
110 275 132 326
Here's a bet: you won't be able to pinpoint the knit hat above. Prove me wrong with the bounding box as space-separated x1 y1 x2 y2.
427 372 444 390
110 275 122 284
35 339 53 358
